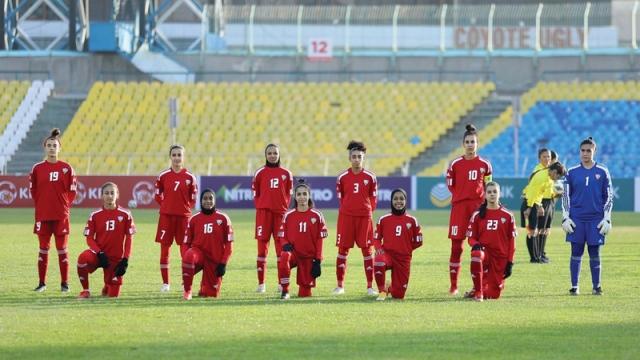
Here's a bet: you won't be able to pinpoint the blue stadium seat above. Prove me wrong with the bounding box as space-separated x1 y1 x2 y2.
481 100 640 178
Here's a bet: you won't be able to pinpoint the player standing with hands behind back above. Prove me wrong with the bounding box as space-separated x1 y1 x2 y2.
154 145 197 292
445 124 492 295
562 137 613 296
252 144 293 293
334 140 378 296
29 128 77 292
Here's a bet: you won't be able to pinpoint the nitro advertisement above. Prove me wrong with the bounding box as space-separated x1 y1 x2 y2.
0 175 158 209
200 176 411 209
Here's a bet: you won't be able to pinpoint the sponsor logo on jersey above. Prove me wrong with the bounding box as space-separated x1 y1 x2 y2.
132 181 155 205
311 218 317 224
430 183 452 208
0 181 18 205
73 181 87 205
216 219 223 225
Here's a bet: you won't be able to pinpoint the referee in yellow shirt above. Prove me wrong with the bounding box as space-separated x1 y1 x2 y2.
523 160 566 263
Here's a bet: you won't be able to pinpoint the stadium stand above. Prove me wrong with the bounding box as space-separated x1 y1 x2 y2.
63 81 494 176
479 81 640 178
0 81 30 136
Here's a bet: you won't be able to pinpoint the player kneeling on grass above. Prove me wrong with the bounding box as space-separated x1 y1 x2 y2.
277 181 328 300
182 189 234 300
373 189 423 301
77 182 136 299
464 181 516 302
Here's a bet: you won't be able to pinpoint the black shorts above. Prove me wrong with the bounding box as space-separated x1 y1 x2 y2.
528 199 554 230
519 198 528 228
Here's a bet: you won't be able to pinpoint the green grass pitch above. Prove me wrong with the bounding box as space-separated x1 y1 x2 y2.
0 208 639 359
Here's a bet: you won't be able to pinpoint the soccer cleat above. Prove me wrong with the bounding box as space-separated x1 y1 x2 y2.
376 291 387 301
539 256 549 264
449 286 459 296
61 282 69 292
77 290 91 299
183 291 192 300
592 287 603 296
332 287 345 295
34 283 46 292
569 287 579 296
281 291 290 300
256 284 266 293
463 289 476 298
473 295 484 302
367 287 378 296
160 283 171 292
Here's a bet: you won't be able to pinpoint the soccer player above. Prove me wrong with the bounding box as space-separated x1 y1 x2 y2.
154 145 197 292
77 182 135 299
334 140 378 296
445 124 492 295
182 189 234 300
373 189 423 301
561 137 612 296
252 144 293 293
464 182 516 301
277 181 327 300
29 128 77 292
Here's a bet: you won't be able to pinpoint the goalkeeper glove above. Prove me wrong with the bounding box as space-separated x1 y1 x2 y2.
216 263 227 277
597 213 612 236
311 259 322 279
97 251 110 268
114 258 128 277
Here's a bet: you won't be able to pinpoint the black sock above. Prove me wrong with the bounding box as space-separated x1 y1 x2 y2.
526 235 534 261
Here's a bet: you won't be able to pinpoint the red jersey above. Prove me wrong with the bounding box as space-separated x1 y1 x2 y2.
184 211 234 264
29 160 77 221
466 207 516 262
278 208 328 260
155 168 197 217
252 165 293 214
336 168 377 217
446 155 492 204
83 207 135 259
374 212 423 256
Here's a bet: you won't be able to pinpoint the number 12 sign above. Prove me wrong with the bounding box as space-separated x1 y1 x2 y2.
307 38 333 61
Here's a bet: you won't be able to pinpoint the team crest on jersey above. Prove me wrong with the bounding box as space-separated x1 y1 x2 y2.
311 218 317 224
217 220 223 225
595 174 601 180
406 223 412 229
281 175 287 180
117 216 123 222
480 168 485 174
62 168 68 174
501 217 506 224
186 180 191 185
364 180 369 185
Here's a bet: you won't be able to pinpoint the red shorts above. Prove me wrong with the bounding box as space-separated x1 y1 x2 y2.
482 252 509 299
183 247 223 297
255 209 284 242
375 251 412 299
155 214 188 245
287 252 316 288
33 218 70 237
449 199 483 240
78 249 124 286
336 213 373 249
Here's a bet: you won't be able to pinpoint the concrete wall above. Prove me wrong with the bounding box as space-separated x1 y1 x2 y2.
1 52 638 95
